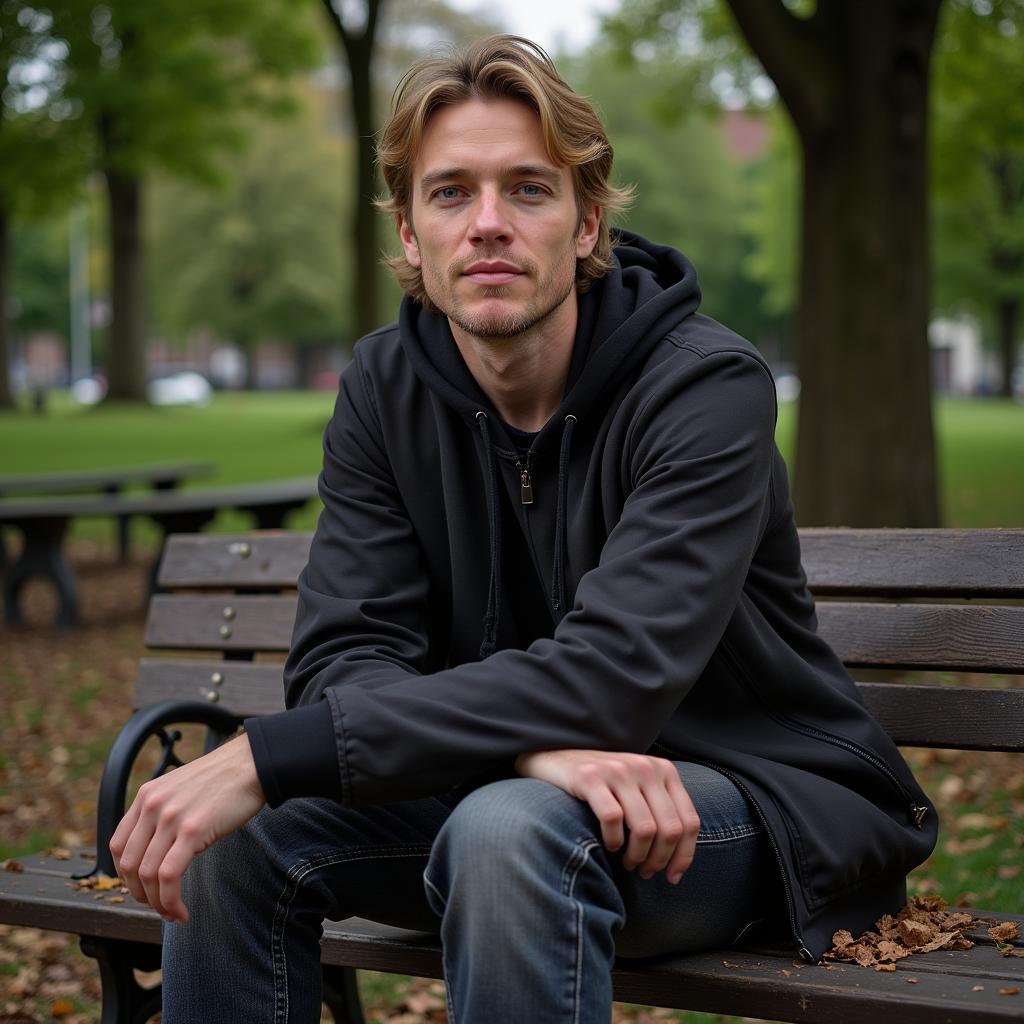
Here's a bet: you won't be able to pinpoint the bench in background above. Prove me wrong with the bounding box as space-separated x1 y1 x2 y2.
0 478 317 628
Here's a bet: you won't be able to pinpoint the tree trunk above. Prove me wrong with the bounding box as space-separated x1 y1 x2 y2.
103 167 148 401
727 0 941 526
996 296 1019 399
322 0 385 343
0 204 14 409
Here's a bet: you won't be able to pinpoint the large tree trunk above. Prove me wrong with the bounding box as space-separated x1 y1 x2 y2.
0 204 14 409
322 0 386 343
727 0 941 526
102 167 147 401
996 296 1019 399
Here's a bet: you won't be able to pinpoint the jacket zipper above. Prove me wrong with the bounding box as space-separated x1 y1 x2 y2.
651 740 815 963
513 454 534 505
719 643 928 829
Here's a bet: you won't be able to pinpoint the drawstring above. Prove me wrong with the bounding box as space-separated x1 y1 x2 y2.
476 411 502 659
475 411 577 658
552 414 576 620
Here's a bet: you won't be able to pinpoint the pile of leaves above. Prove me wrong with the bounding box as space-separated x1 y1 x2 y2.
826 894 1023 972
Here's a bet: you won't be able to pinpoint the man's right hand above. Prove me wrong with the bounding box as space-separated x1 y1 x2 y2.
513 749 700 885
110 733 266 924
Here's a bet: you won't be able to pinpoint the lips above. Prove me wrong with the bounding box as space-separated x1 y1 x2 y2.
462 261 523 286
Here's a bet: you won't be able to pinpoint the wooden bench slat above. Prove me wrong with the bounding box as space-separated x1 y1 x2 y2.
5 856 1022 1024
857 683 1024 750
817 602 1024 673
156 532 313 589
145 594 298 650
801 528 1024 596
134 659 286 715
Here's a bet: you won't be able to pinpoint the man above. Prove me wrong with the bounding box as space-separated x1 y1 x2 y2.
111 35 937 1023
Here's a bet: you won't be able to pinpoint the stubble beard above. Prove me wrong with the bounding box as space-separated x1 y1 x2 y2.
426 245 577 342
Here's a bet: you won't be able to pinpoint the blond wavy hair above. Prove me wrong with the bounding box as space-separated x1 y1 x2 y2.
376 35 633 310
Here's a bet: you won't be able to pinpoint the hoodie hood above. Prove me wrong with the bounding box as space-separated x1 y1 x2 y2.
397 230 702 451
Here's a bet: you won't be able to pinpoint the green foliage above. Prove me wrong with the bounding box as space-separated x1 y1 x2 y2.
147 86 351 350
9 214 71 335
740 105 798 319
932 0 1024 326
567 48 786 347
53 0 322 185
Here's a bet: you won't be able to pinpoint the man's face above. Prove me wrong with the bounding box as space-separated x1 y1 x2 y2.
398 97 600 340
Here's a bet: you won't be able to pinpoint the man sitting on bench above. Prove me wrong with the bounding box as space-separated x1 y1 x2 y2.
111 35 937 1023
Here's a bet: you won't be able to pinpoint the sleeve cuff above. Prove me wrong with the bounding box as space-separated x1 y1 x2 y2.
244 701 341 808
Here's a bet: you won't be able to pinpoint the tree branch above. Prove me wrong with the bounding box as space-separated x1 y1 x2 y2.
724 0 835 135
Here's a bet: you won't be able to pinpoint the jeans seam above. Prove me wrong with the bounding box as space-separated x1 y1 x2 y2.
271 845 432 1024
696 824 759 844
562 838 600 1024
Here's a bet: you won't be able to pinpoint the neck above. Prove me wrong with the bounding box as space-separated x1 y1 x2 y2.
450 293 577 433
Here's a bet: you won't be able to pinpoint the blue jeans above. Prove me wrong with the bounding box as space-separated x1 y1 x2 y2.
162 762 777 1023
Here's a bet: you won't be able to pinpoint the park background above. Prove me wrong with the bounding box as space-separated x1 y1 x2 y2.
1 0 1022 1021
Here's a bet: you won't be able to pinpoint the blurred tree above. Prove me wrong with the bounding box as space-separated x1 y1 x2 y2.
606 1 943 527
147 89 349 373
319 0 506 340
932 0 1024 397
320 0 386 343
0 3 85 407
53 0 319 401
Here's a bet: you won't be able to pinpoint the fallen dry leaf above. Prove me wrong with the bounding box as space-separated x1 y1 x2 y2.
906 978 919 984
43 847 72 861
988 922 1020 943
998 988 1020 996
972 985 985 992
875 963 897 972
50 998 75 1017
2 860 23 873
722 961 739 968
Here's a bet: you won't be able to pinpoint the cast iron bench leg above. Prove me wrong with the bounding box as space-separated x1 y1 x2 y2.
2 516 78 627
322 965 367 1024
80 937 162 1024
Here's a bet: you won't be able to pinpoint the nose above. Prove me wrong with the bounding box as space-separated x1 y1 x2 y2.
469 188 513 246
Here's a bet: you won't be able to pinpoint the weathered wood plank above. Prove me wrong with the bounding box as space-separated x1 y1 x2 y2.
817 603 1024 673
144 595 297 651
133 659 286 715
157 532 313 589
801 528 1024 597
856 683 1024 751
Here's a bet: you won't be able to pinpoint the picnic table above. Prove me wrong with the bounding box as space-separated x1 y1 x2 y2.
0 477 319 628
0 461 215 561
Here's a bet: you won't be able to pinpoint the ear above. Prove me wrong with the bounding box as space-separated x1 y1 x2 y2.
575 203 601 260
397 212 421 269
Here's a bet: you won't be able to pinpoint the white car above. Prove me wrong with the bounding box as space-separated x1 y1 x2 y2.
147 371 213 407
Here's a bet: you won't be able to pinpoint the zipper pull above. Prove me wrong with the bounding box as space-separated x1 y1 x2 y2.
519 467 534 505
911 804 928 829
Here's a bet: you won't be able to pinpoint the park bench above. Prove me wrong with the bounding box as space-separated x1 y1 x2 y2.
0 478 317 628
0 460 215 564
1 526 1023 1023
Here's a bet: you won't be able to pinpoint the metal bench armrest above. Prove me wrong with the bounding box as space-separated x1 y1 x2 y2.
88 700 241 878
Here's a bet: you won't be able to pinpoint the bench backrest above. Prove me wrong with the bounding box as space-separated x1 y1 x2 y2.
142 528 1024 752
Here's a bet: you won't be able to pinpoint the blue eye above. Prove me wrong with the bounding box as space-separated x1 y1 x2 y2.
520 184 543 196
437 186 461 200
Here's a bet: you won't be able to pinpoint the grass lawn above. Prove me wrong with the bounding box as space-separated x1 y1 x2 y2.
1 392 1021 531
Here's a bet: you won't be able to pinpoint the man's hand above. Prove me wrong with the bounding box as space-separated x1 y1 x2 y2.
514 750 699 885
110 733 266 924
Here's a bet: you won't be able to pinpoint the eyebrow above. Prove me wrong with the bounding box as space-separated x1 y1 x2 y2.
418 164 563 200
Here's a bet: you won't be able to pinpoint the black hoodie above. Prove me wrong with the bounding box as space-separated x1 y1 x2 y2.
245 231 937 959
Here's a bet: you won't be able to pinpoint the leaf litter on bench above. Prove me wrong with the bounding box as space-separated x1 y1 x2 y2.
825 894 1023 973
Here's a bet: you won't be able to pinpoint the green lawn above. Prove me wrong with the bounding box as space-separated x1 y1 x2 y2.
1 392 1021 531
